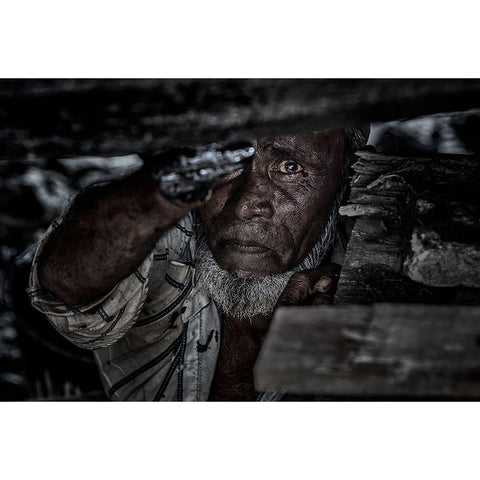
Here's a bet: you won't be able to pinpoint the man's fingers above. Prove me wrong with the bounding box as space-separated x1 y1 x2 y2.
276 273 311 307
311 292 334 305
312 275 334 294
276 264 341 309
308 267 340 304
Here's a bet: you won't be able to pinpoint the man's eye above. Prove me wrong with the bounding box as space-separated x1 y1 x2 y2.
278 160 303 174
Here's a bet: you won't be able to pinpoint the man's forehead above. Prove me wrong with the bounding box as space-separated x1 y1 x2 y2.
254 130 345 161
255 129 344 149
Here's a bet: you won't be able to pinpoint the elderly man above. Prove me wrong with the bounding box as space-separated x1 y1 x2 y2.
29 128 367 401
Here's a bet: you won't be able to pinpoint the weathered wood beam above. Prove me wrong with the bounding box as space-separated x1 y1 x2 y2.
254 304 480 398
2 79 480 160
335 151 480 305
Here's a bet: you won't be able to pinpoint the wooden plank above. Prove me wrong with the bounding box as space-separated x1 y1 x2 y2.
3 79 480 160
335 151 480 305
254 304 480 397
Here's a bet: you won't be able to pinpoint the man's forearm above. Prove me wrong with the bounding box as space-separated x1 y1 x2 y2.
38 168 196 306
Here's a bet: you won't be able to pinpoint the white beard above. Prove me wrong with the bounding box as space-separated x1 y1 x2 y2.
193 194 341 320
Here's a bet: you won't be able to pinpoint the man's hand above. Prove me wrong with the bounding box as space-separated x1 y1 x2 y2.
275 263 341 307
147 144 254 203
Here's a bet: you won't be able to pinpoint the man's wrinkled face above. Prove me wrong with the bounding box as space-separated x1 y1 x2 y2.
199 130 345 277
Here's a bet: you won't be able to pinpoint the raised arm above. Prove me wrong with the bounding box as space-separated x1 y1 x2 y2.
37 167 199 306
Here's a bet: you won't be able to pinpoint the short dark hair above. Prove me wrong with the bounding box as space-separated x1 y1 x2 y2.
345 127 369 158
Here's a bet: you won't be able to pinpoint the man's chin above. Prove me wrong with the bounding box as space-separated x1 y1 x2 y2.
226 267 266 280
195 243 295 320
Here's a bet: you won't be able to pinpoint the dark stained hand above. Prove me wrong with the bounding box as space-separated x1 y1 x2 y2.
275 263 341 307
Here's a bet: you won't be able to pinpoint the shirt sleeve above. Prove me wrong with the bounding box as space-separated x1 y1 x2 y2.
28 216 154 350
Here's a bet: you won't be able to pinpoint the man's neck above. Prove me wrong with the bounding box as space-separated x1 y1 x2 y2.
208 313 272 401
223 313 273 331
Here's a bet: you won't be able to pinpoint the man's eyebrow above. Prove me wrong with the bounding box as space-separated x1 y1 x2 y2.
272 138 296 150
262 140 304 161
271 141 326 167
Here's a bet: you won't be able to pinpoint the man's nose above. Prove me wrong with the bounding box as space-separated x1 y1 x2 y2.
232 169 274 221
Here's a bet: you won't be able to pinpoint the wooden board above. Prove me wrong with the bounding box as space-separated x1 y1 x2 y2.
254 304 480 398
2 79 480 160
335 151 480 305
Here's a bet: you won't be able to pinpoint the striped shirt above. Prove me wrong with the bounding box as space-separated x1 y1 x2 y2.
29 212 351 401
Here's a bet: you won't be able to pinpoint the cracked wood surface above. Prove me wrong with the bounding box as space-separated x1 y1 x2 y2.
335 150 480 305
254 304 480 397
